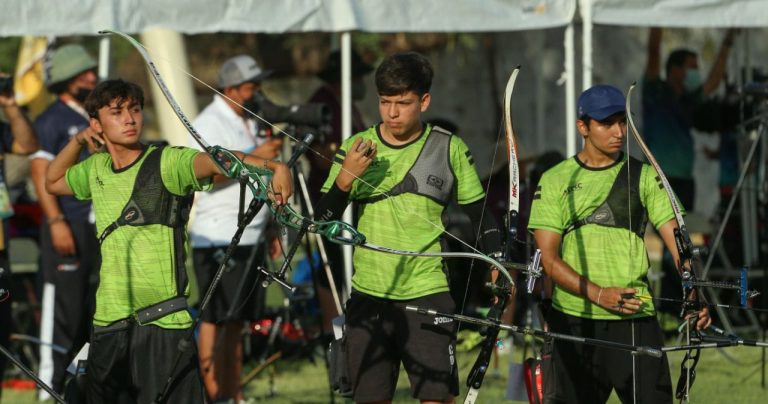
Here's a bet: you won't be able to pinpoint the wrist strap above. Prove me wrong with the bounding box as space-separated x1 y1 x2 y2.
48 214 65 225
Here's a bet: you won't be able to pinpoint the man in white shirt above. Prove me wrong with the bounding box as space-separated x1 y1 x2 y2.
188 55 282 402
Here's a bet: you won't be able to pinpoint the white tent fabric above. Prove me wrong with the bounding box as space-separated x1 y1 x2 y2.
0 0 576 36
589 0 768 28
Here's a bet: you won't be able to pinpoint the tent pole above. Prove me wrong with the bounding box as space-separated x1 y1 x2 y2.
565 23 577 157
98 35 111 80
140 28 198 146
340 32 353 303
580 0 593 91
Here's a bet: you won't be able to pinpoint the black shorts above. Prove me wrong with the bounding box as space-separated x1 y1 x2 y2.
193 245 266 323
545 309 672 404
39 219 99 391
87 321 204 403
345 291 459 402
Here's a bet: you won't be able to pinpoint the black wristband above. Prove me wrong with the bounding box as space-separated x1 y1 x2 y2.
315 182 350 222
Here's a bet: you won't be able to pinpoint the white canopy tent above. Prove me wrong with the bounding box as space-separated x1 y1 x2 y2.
2 0 579 299
1 0 576 35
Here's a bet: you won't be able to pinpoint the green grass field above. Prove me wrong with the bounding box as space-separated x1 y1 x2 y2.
4 335 767 403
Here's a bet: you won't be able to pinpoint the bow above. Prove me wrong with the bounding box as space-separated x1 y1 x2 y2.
464 66 532 404
626 83 703 403
100 30 515 289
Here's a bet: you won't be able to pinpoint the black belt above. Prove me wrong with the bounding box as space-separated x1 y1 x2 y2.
134 296 188 325
93 296 188 331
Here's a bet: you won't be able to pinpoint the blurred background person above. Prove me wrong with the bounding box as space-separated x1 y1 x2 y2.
642 27 735 211
0 69 39 400
28 43 101 395
642 28 735 316
188 54 281 402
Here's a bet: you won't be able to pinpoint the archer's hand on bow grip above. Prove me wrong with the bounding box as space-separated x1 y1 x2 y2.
268 162 292 205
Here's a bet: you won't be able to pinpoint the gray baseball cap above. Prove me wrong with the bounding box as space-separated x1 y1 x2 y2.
217 55 271 88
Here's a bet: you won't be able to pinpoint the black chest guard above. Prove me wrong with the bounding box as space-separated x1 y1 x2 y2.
357 125 456 206
98 146 193 244
98 146 194 306
564 157 648 238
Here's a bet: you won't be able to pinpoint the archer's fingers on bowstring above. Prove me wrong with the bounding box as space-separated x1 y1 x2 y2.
354 139 375 159
362 144 377 167
349 137 363 154
619 289 643 309
606 288 640 314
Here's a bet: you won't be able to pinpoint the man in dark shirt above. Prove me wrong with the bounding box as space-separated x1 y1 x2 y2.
642 27 735 210
29 44 101 395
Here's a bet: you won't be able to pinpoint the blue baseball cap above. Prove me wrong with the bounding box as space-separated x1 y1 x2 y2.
577 84 626 120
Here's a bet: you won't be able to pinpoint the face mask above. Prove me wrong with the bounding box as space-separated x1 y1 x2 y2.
73 87 92 103
683 69 702 92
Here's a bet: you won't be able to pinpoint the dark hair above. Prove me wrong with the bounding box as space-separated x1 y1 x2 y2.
666 49 697 76
375 52 433 96
84 79 145 118
46 68 97 95
47 80 70 95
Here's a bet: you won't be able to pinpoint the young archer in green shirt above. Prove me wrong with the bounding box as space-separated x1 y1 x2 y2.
45 79 292 403
529 84 711 403
317 52 504 404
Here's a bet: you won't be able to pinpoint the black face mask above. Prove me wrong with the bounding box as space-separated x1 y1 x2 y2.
73 87 92 103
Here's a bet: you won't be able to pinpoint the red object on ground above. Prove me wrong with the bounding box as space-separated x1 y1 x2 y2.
1 378 38 390
523 357 544 404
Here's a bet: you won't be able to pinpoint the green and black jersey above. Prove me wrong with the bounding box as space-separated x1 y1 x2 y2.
528 154 680 320
66 145 210 328
321 124 484 300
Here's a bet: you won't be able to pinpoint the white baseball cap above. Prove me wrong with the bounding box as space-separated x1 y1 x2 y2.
217 55 271 88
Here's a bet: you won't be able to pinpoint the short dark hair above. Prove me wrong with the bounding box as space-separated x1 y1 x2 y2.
666 49 697 76
375 52 433 96
84 79 144 118
47 80 69 95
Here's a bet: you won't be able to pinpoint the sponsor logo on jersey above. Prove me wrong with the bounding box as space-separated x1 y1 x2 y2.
427 174 445 190
562 183 582 195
